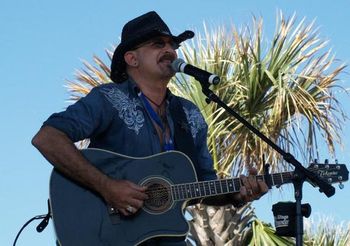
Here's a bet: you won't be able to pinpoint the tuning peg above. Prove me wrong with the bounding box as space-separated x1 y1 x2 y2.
324 159 329 164
335 159 338 164
314 159 318 164
339 182 344 189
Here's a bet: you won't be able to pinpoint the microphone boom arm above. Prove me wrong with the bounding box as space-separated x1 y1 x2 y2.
197 81 335 246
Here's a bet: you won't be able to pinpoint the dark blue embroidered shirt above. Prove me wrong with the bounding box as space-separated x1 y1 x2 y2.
43 79 217 181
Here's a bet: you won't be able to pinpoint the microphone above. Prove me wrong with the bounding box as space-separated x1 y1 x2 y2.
171 58 220 85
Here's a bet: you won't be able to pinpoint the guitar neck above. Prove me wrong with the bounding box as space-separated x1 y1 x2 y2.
171 172 293 201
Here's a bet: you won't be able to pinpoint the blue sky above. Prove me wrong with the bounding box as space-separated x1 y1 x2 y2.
1 0 350 245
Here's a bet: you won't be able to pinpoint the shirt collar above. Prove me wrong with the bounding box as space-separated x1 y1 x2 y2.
125 77 175 103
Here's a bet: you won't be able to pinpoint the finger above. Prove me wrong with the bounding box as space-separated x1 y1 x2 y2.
248 167 258 176
128 181 148 192
126 205 136 214
131 190 149 200
240 175 252 191
247 175 259 194
239 186 250 202
129 198 144 210
258 179 269 194
119 208 131 216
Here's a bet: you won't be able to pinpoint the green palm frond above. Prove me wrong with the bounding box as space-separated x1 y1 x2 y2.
65 51 113 102
186 203 255 246
248 219 295 246
170 11 347 176
304 216 350 246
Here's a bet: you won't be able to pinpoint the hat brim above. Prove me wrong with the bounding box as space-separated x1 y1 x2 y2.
110 30 194 83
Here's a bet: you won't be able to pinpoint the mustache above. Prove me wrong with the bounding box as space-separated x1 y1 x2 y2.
159 53 176 62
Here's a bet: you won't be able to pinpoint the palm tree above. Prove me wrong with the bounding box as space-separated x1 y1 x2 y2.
169 11 346 245
65 10 347 245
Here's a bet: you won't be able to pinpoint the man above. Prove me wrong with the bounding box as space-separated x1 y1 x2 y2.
32 11 268 245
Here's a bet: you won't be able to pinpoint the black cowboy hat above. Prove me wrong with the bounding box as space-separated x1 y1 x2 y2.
110 11 194 83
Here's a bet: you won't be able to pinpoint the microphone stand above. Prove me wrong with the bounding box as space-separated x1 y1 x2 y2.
198 81 335 246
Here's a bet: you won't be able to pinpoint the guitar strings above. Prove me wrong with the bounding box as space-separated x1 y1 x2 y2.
144 167 340 194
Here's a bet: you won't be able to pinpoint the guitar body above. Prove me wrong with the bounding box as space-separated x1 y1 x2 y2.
50 148 198 246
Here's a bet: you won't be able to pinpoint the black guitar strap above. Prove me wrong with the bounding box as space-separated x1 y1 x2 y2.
168 96 201 176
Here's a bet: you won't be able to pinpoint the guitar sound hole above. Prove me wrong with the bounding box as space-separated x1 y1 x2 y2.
142 178 172 214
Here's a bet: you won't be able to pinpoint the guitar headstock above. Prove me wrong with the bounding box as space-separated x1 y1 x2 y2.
307 162 349 188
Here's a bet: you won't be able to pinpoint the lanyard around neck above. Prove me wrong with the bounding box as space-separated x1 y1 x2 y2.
139 92 174 151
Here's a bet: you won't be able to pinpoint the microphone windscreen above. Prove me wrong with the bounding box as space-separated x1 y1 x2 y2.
171 58 185 72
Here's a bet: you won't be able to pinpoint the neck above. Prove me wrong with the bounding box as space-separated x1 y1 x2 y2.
139 84 167 107
130 76 169 106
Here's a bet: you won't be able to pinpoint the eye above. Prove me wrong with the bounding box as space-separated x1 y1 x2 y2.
171 42 180 50
152 40 166 48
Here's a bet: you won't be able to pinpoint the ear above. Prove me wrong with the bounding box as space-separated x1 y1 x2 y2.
124 51 138 67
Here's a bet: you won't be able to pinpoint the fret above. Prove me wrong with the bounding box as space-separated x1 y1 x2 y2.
272 173 278 186
200 182 206 196
271 174 275 186
280 173 284 185
185 184 189 198
219 180 225 194
176 185 181 200
216 180 223 194
209 181 216 195
181 184 186 199
172 186 177 201
234 178 241 192
190 183 195 198
222 179 228 193
171 186 175 200
203 181 211 196
185 184 190 198
194 183 200 197
227 179 234 192
204 181 211 195
173 185 178 200
191 184 195 197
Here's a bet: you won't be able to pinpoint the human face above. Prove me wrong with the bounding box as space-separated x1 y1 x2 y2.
133 36 178 81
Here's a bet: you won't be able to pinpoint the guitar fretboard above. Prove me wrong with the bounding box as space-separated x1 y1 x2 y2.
170 172 293 201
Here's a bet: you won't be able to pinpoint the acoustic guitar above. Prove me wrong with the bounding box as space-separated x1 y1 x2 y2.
49 148 348 246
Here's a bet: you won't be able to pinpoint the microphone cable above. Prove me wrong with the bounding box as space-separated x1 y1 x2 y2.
13 199 52 246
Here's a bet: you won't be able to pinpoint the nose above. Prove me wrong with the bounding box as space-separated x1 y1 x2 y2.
163 42 177 57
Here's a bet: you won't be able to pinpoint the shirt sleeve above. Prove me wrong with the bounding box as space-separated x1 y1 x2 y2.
42 86 113 142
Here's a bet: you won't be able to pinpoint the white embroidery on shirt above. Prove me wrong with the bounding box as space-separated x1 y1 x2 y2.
101 87 144 134
183 107 206 139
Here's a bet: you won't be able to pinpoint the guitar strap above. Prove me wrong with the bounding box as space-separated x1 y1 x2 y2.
168 96 201 177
